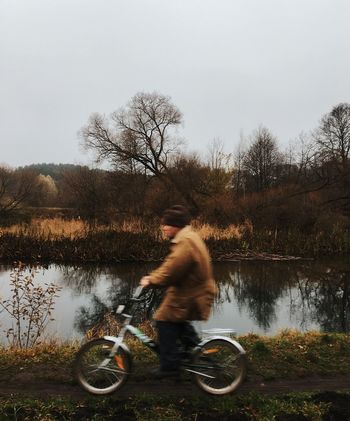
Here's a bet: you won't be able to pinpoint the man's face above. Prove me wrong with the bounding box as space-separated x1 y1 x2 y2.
161 224 180 239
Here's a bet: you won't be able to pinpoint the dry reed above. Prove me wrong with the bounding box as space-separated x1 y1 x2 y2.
0 217 245 241
0 218 86 238
194 221 248 240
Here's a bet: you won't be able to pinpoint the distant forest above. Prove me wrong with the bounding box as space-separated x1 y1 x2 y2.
1 94 350 236
18 163 79 181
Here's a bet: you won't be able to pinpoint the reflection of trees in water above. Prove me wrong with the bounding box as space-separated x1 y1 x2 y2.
293 261 350 333
313 275 350 332
61 263 157 294
214 262 301 331
215 260 350 333
0 265 12 276
75 285 163 334
60 265 104 294
212 264 237 306
71 263 161 334
70 258 350 335
74 261 300 334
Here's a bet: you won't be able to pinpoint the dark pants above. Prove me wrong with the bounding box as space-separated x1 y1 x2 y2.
156 321 200 371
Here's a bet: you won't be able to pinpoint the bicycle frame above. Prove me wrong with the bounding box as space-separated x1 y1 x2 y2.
103 293 160 359
102 308 245 381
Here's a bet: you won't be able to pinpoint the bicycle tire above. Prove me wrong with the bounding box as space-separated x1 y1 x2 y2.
74 338 131 395
191 338 246 395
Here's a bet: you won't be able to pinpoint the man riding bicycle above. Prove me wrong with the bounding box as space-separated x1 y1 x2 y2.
140 205 217 379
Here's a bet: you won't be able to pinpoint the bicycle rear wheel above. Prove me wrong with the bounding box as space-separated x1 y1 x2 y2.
191 338 246 395
74 338 130 395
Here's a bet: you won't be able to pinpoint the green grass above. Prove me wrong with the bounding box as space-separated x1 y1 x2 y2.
0 392 340 420
1 331 350 383
240 330 350 381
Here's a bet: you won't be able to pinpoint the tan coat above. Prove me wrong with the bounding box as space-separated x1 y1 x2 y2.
149 226 217 322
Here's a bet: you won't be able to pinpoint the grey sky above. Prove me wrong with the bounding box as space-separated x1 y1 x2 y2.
1 0 349 168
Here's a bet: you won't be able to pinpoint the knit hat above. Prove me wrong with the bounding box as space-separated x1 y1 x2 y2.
161 205 191 228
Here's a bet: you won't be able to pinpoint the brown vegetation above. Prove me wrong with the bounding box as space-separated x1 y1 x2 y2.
1 100 350 259
0 216 349 264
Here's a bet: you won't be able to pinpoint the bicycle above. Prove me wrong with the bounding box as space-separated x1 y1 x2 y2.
74 286 247 396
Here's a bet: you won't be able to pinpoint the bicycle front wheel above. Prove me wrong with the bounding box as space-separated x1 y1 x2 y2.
74 338 130 395
191 338 246 395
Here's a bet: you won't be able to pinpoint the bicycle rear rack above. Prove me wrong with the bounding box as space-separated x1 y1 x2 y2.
201 328 236 337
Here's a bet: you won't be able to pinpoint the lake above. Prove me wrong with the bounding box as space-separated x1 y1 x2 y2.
0 257 349 342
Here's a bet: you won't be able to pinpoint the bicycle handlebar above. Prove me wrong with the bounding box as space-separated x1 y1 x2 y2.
132 285 145 299
115 285 148 315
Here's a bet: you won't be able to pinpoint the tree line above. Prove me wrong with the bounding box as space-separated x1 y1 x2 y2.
1 92 350 232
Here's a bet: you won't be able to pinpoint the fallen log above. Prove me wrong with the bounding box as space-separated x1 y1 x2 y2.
216 250 309 261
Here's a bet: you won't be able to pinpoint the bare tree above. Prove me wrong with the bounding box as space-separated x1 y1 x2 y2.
0 167 39 216
170 152 207 197
80 91 203 211
203 138 232 196
233 133 246 197
106 170 150 217
81 92 183 177
206 138 232 171
315 103 350 172
310 103 350 213
61 166 110 223
292 132 315 183
242 126 283 192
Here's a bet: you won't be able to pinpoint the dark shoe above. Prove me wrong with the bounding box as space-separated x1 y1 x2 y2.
152 368 180 380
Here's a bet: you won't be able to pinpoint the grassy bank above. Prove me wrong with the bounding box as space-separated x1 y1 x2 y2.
0 392 345 420
0 217 350 263
1 331 350 384
1 331 350 419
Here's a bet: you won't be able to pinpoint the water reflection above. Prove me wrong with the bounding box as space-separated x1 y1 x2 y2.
59 263 162 333
1 257 350 339
294 262 350 332
68 258 350 336
214 263 301 330
61 263 157 295
74 277 163 334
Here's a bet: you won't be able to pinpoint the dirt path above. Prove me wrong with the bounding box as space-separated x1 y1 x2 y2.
1 375 350 399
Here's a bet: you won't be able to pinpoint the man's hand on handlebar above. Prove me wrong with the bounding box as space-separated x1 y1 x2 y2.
140 276 152 287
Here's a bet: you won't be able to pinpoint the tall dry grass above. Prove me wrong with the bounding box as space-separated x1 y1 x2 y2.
1 217 348 261
0 217 156 239
0 217 246 241
0 218 86 239
194 221 251 240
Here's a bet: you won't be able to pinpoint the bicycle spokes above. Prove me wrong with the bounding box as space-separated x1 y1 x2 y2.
192 339 246 395
75 338 130 394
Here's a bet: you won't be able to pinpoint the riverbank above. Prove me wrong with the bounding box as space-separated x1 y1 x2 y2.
0 217 349 263
0 331 350 419
2 331 350 382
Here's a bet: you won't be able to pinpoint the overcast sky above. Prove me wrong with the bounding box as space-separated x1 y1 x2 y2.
1 0 349 168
